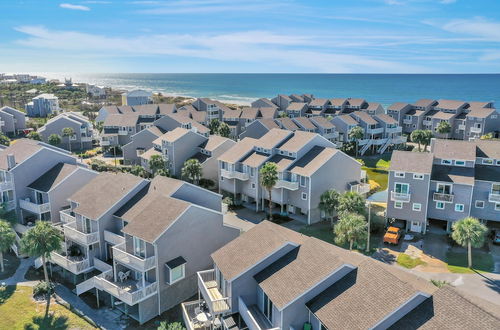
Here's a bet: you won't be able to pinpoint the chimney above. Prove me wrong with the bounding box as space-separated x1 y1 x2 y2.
7 154 15 170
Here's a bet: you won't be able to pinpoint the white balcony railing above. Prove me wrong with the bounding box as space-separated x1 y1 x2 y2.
50 252 92 274
433 192 454 203
470 127 482 134
275 179 299 191
104 230 125 245
100 140 111 146
423 120 432 126
19 199 50 214
458 124 466 130
93 270 158 306
373 138 389 146
81 136 93 142
118 129 129 135
63 222 99 245
386 126 402 134
350 183 371 195
197 269 231 314
357 139 371 146
220 169 249 181
489 193 500 203
112 242 156 272
0 180 14 191
60 209 75 223
2 200 16 211
367 127 384 134
391 136 408 144
403 119 413 125
391 191 411 202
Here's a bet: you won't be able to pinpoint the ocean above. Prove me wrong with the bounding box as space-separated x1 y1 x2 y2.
42 73 500 106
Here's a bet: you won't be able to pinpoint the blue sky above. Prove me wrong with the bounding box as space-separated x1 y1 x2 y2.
1 0 499 73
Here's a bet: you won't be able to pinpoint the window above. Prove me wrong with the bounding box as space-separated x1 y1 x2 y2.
263 292 273 323
413 173 424 180
455 160 466 166
482 158 494 165
495 204 500 212
133 237 146 258
492 183 500 195
412 203 421 211
250 167 255 176
300 176 306 187
165 257 186 284
394 183 409 194
436 183 452 194
83 217 92 234
395 172 405 178
475 200 484 208
394 201 403 209
251 183 256 189
455 204 465 212
441 159 452 165
301 192 307 200
436 202 445 210
496 160 500 166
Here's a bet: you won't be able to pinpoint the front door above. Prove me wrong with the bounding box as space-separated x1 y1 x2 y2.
410 221 422 233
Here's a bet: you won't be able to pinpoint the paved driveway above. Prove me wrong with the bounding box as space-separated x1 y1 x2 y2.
223 208 265 232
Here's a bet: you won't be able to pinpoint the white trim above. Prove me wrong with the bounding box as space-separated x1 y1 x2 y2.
454 204 465 212
412 173 424 180
475 200 485 209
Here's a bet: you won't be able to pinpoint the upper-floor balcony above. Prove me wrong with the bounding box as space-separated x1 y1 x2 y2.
366 127 384 135
0 180 14 191
433 192 454 203
403 119 413 125
118 129 129 135
423 119 432 126
92 270 158 306
357 138 371 146
100 139 111 146
63 221 100 245
112 242 156 272
19 198 50 214
391 191 411 202
373 138 389 146
81 136 93 142
60 209 76 223
238 296 277 330
322 130 339 139
458 124 466 130
489 193 500 203
220 169 249 181
197 269 231 314
470 127 482 134
50 250 93 275
1 200 16 211
386 126 402 134
275 178 299 191
391 136 407 144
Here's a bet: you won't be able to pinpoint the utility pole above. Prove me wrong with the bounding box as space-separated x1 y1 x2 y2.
366 201 371 253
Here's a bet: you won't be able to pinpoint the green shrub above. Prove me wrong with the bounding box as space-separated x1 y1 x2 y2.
33 282 54 298
158 321 186 330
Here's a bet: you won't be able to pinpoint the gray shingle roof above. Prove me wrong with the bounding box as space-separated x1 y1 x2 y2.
390 151 434 174
28 163 79 192
431 139 476 161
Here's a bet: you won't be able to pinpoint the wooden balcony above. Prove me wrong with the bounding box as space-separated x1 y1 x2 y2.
19 199 50 214
197 269 230 314
63 221 99 245
433 192 454 203
391 191 411 202
112 242 156 272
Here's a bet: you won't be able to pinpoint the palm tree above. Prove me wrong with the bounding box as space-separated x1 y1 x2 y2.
0 133 11 146
26 131 42 141
436 121 451 138
20 221 62 285
0 220 15 272
348 126 364 156
218 122 231 138
337 191 365 217
156 168 170 177
334 212 367 251
421 130 433 151
62 127 75 152
48 133 61 146
182 159 203 185
410 129 425 152
451 217 488 268
260 162 278 221
149 154 166 176
208 119 221 135
130 165 147 178
318 190 340 224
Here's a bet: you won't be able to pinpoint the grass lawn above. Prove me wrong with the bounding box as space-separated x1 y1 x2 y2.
397 253 426 269
359 154 391 191
0 252 20 280
0 285 97 330
445 250 494 274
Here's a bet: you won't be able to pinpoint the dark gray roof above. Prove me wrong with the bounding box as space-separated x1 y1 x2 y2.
388 286 500 330
390 151 434 174
28 163 79 192
166 256 186 269
431 165 475 185
475 165 500 182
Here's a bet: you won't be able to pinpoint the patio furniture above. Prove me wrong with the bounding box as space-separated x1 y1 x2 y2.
196 312 209 323
118 270 130 282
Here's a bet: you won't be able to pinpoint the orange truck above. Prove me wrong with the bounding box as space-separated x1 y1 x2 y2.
383 226 402 244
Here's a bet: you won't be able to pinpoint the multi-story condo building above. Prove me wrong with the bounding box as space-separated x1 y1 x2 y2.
122 126 166 165
15 163 97 235
101 113 141 148
0 106 27 136
182 221 499 330
0 139 78 214
25 93 60 117
86 84 107 98
388 99 499 141
221 107 278 139
122 89 152 106
68 175 240 324
271 94 293 112
96 103 176 123
285 102 308 118
38 112 95 150
251 98 278 109
218 129 366 224
387 139 500 233
148 127 235 183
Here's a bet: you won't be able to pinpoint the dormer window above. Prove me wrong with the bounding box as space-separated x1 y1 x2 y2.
165 256 186 285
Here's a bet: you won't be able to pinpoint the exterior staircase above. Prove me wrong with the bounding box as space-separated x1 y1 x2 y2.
378 138 392 154
360 139 373 156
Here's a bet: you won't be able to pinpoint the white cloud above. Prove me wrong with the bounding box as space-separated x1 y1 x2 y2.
59 3 91 11
12 25 425 73
441 17 500 41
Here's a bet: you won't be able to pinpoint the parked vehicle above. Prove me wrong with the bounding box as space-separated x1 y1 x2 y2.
383 226 402 244
493 230 500 245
